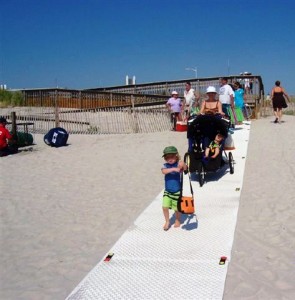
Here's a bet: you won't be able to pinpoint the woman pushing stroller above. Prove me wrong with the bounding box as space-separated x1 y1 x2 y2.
199 86 224 116
187 86 227 152
184 87 234 185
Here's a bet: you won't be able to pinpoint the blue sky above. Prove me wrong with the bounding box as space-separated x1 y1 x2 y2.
1 0 295 94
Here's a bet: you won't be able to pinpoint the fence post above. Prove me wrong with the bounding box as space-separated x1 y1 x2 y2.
9 111 20 147
131 95 139 133
79 91 82 109
39 90 42 107
54 89 60 127
11 111 17 138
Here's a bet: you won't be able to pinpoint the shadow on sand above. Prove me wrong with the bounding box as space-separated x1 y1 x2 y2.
169 213 198 231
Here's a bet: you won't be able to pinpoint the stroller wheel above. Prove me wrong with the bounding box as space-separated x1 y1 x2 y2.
198 164 205 187
229 152 234 174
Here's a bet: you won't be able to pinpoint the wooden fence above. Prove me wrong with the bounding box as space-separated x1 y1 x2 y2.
2 104 173 135
22 89 168 109
88 75 264 102
22 74 264 109
2 74 266 135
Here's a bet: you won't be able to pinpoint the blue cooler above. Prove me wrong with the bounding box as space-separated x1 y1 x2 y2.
44 127 69 147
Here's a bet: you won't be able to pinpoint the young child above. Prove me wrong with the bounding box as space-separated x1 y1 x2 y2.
161 146 187 231
204 133 224 160
166 91 182 131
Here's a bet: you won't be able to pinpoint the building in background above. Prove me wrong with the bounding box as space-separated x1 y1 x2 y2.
125 75 136 85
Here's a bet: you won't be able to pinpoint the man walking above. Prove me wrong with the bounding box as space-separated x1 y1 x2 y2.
183 81 199 119
219 77 234 116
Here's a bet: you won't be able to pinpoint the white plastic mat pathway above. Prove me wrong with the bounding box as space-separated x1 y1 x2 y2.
66 123 251 300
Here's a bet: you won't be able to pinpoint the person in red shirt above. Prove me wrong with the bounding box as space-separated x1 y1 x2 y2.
0 117 17 156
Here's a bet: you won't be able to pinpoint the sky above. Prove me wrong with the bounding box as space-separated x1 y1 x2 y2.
1 0 295 94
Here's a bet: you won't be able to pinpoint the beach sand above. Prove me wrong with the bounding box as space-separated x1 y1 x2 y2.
1 115 294 300
0 130 188 300
224 115 295 299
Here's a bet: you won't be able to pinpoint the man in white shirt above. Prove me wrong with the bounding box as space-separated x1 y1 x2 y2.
183 81 199 118
244 78 250 94
219 77 234 116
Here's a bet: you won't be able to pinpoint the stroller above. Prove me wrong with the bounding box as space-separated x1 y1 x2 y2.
184 114 234 187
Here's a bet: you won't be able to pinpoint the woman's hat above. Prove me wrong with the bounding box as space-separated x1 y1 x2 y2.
162 146 178 157
171 91 178 95
206 86 217 93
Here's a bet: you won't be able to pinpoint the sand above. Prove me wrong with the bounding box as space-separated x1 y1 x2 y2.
224 115 295 299
0 130 188 300
1 115 294 300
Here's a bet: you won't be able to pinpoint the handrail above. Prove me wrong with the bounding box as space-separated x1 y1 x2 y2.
21 74 264 109
87 74 263 93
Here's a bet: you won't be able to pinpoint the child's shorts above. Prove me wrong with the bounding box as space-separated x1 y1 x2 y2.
162 190 180 211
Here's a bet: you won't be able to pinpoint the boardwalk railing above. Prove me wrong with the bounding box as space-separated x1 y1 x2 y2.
22 74 264 109
2 74 265 135
88 74 264 105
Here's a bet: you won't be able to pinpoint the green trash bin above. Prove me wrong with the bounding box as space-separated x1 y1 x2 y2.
14 131 34 147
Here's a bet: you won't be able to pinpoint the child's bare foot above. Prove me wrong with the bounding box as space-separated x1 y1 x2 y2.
163 222 170 231
174 220 181 228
